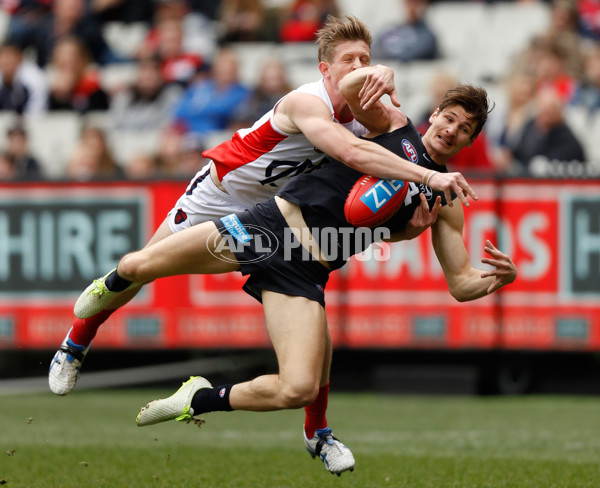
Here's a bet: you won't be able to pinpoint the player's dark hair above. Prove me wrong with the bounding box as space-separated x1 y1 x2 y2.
316 15 373 63
438 84 493 140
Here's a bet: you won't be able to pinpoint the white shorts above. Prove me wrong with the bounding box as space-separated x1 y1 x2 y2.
167 162 248 233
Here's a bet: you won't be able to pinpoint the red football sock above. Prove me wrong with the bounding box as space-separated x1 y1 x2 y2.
304 383 329 438
68 309 115 347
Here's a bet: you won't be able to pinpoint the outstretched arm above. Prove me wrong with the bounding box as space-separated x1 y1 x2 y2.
278 90 478 207
337 67 478 207
431 203 517 301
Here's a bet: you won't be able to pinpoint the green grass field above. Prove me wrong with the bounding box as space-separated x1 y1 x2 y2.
1 390 599 488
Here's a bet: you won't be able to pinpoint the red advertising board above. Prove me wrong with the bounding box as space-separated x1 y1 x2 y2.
0 179 598 351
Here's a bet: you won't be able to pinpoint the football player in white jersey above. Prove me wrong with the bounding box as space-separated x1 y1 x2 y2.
125 80 514 476
49 15 475 475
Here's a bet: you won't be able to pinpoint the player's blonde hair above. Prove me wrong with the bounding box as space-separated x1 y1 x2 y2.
316 15 373 63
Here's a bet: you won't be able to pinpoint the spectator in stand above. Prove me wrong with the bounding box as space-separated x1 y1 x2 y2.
0 43 34 114
171 47 250 139
513 36 578 104
3 1 53 53
110 55 183 132
0 42 48 114
230 56 293 130
372 0 438 62
577 0 600 42
47 36 110 113
152 124 186 177
487 71 538 174
87 0 154 25
123 126 205 179
543 0 583 78
155 17 203 87
218 0 279 43
534 39 578 104
219 0 264 42
416 69 495 175
5 124 43 179
66 125 122 180
509 87 585 174
279 0 339 43
571 44 600 115
187 0 222 20
0 152 18 180
178 133 206 177
124 153 161 180
12 0 117 68
139 0 217 67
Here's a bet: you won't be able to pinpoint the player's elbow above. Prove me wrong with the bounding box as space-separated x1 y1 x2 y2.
447 281 470 302
450 290 470 303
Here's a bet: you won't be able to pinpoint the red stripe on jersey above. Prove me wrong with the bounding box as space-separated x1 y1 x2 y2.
203 119 287 181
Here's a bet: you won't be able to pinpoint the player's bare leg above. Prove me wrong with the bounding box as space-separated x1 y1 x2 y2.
50 219 174 396
136 291 354 475
137 292 327 424
118 220 239 282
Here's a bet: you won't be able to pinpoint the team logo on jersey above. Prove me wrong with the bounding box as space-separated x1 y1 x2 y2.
421 185 433 198
174 208 188 225
260 158 321 187
402 139 418 163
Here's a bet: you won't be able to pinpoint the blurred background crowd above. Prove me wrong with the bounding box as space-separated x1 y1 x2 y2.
0 0 599 182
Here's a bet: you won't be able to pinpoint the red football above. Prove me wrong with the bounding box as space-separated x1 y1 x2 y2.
344 174 408 227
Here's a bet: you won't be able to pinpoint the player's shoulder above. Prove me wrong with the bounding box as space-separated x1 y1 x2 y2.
278 89 331 117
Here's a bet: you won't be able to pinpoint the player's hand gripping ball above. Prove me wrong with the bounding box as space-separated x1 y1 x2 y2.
344 175 408 227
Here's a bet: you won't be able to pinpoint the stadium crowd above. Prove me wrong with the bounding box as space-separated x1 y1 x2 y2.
0 0 599 181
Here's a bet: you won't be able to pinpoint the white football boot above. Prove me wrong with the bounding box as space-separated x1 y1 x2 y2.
48 330 90 395
304 426 355 476
136 376 213 426
74 268 139 319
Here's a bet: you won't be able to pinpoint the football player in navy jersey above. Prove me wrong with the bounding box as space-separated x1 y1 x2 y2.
49 15 473 476
126 72 516 474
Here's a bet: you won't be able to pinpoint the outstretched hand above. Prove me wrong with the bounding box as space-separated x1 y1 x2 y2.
357 65 400 110
428 171 478 207
480 240 517 294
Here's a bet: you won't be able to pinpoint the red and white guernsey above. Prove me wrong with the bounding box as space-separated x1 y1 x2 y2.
202 79 367 207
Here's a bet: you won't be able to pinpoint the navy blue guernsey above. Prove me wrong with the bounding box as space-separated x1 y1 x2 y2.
277 119 453 270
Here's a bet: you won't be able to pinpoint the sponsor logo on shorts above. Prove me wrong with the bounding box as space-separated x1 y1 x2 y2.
219 387 227 398
174 208 188 225
402 139 418 163
220 214 251 243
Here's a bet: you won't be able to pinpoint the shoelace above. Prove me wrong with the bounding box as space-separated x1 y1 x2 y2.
89 279 109 296
315 432 340 457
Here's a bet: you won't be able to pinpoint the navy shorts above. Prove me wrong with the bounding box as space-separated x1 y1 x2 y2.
213 198 330 308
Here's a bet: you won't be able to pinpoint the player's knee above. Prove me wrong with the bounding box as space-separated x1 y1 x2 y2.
280 380 319 409
118 252 146 282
